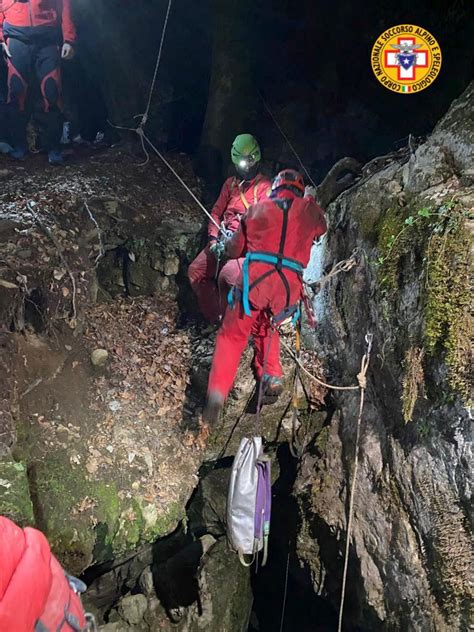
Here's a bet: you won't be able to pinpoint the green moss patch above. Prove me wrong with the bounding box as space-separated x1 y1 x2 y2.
29 451 184 572
0 460 34 525
375 200 472 406
424 223 472 401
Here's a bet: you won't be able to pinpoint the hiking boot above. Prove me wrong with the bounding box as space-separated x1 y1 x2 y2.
48 149 64 165
202 391 225 426
9 145 27 160
261 375 284 404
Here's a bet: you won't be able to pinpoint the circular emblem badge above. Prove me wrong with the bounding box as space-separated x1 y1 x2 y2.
371 25 442 94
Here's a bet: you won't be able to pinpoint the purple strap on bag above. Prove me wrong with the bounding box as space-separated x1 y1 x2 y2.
254 459 272 542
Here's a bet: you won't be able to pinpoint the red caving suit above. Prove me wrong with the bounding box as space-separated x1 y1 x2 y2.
188 173 270 323
0 516 87 632
0 0 76 151
207 189 326 399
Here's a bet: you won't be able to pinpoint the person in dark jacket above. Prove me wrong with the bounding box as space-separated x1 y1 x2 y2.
0 0 76 164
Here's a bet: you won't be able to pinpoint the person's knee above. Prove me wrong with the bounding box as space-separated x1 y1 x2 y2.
187 259 200 284
188 250 209 284
41 75 61 111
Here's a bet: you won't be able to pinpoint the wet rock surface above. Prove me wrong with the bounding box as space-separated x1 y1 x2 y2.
292 82 473 630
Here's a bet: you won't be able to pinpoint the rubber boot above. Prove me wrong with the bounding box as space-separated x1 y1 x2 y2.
261 375 284 405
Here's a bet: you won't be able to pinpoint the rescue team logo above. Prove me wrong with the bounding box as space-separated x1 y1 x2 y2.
371 25 442 94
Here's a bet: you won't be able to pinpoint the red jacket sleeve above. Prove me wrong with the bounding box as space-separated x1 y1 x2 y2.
225 215 247 259
208 178 232 240
0 13 5 42
60 0 77 44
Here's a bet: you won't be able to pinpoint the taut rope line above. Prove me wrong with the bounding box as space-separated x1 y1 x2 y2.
337 333 373 632
259 93 317 189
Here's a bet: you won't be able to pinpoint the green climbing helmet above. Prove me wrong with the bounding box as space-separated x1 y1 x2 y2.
231 133 261 168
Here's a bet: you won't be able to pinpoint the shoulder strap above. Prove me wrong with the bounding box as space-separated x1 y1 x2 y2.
239 175 263 210
239 188 251 210
273 198 294 307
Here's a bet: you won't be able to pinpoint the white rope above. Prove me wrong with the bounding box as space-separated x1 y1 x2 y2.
280 337 359 391
139 0 173 128
260 93 317 188
106 0 222 235
142 132 222 231
337 333 373 632
279 549 291 632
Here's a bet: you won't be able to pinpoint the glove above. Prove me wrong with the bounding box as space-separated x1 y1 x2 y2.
2 42 11 58
61 43 75 61
304 185 317 199
209 240 225 260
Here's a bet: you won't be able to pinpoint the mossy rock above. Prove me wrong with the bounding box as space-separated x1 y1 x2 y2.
0 459 34 525
27 451 184 574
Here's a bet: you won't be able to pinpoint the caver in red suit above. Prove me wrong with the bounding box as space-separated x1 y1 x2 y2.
203 169 326 425
188 173 270 323
0 0 76 160
0 516 88 632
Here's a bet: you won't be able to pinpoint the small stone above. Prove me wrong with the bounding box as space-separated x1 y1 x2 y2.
17 249 32 260
164 255 179 276
160 276 170 291
142 503 158 530
54 268 66 281
108 400 121 412
139 567 155 597
91 348 108 366
117 594 148 625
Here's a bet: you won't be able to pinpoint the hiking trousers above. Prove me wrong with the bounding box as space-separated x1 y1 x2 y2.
6 35 63 150
207 304 282 399
188 245 243 323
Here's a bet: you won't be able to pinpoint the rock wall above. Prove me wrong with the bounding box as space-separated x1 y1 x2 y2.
293 82 473 630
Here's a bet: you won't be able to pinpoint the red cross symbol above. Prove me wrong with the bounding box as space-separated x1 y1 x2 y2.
385 37 429 81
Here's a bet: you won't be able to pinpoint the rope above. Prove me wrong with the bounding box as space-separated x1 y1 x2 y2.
260 93 317 188
305 250 359 294
337 333 373 632
138 0 173 129
106 0 224 236
279 548 291 632
279 337 360 391
255 326 275 435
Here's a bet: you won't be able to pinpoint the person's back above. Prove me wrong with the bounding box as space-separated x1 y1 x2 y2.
227 171 326 316
202 169 327 427
245 195 324 265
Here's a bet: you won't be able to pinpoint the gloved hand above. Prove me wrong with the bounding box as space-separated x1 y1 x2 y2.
61 43 75 61
209 240 225 260
304 185 317 199
1 42 11 58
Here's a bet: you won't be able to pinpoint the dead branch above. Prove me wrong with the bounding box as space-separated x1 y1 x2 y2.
84 200 105 267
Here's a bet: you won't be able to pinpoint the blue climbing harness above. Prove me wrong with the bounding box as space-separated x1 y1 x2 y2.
241 252 303 316
227 198 304 319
